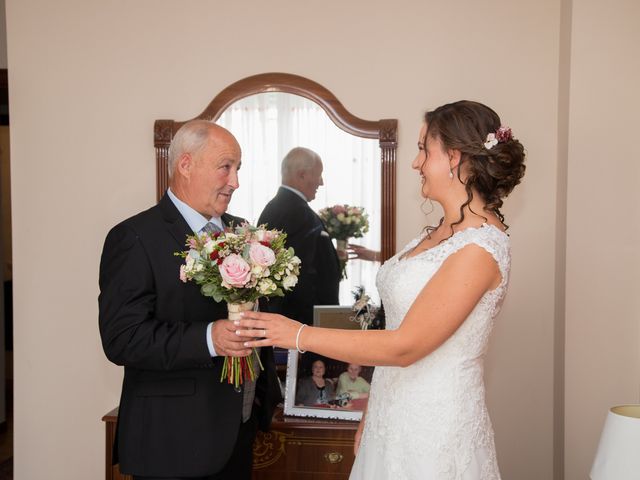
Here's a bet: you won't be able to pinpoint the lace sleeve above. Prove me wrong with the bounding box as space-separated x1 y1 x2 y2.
446 225 511 287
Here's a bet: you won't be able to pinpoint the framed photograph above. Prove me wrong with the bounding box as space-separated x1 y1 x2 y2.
283 306 372 421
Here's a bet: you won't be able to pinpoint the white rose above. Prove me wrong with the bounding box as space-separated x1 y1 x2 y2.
282 275 298 290
258 278 276 295
185 255 196 272
255 229 277 243
251 264 265 276
203 240 215 254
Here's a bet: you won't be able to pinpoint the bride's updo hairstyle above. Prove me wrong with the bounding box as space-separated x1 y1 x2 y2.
425 100 526 231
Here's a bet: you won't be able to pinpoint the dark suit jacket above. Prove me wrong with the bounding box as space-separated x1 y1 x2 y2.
257 187 341 325
98 193 281 478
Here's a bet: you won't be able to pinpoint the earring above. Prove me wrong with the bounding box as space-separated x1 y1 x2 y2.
449 169 454 179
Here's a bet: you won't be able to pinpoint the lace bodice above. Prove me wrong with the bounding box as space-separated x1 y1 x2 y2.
350 224 510 480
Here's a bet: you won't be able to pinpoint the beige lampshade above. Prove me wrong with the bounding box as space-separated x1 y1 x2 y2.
590 405 640 480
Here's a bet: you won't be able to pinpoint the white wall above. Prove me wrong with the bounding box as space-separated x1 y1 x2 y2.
564 0 640 479
4 0 637 479
0 0 6 69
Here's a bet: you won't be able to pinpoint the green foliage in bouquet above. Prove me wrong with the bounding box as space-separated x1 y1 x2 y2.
176 223 301 304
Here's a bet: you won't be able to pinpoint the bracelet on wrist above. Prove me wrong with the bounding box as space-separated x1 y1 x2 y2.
296 324 307 354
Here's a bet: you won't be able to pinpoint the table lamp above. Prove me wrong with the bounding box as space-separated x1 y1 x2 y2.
590 404 640 479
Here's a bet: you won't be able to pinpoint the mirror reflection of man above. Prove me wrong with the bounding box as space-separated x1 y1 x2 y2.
258 147 341 325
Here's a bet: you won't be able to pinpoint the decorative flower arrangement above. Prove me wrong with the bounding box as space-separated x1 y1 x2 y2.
318 205 369 277
350 286 384 330
484 126 513 150
176 223 301 386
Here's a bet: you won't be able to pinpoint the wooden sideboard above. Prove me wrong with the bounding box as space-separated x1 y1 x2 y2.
102 407 357 480
103 408 129 480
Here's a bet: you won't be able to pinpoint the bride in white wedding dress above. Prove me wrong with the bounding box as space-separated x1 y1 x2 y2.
239 100 526 479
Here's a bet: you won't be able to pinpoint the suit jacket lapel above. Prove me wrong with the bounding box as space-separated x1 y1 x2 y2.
221 212 241 229
158 193 193 249
159 192 244 238
158 194 228 319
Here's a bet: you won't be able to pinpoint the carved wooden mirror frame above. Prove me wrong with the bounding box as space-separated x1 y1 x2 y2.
154 72 397 260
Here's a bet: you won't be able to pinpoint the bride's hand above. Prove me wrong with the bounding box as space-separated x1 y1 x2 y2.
234 311 304 350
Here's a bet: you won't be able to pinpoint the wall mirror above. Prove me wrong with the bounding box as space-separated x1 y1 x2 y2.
154 73 397 304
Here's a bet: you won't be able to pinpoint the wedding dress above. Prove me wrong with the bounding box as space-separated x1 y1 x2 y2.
350 224 510 480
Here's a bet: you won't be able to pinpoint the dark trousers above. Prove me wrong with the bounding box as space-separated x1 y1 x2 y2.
133 411 258 480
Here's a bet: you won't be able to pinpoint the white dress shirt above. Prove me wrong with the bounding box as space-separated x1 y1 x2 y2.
281 184 309 202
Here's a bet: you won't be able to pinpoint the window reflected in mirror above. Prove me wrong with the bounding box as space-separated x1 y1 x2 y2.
216 92 381 305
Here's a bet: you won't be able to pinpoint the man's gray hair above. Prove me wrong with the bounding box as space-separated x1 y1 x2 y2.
167 120 215 179
281 147 321 182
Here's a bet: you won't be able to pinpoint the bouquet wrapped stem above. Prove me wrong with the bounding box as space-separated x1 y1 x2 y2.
336 239 348 257
223 301 264 387
336 239 348 279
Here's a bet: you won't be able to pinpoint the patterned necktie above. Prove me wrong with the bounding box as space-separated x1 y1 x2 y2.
242 357 259 422
201 221 223 234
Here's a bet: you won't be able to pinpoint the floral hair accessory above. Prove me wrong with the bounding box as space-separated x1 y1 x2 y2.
484 126 513 150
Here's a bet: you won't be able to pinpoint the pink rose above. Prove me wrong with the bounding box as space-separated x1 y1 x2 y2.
249 242 276 267
332 205 346 214
219 254 251 287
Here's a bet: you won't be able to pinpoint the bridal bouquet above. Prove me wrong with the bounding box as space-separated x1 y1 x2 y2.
177 223 301 387
318 204 370 241
318 205 369 277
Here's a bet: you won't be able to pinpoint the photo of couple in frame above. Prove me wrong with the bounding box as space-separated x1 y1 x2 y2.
283 306 372 421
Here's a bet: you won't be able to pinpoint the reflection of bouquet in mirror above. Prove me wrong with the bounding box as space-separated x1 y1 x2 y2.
318 205 369 277
176 223 301 387
350 286 384 330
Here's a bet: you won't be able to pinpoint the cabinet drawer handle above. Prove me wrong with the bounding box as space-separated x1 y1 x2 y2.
324 452 344 464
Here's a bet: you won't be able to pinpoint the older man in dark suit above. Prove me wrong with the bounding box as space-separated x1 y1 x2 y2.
99 120 280 480
257 147 341 326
